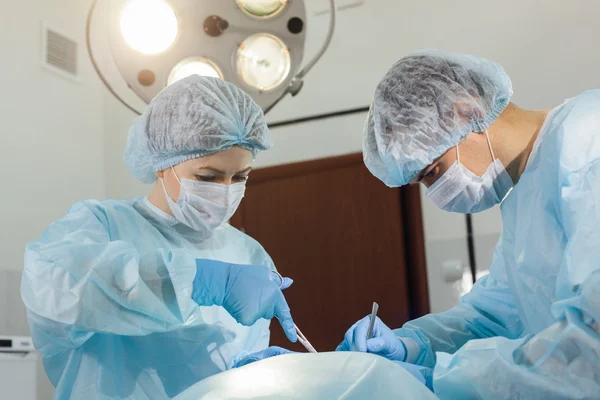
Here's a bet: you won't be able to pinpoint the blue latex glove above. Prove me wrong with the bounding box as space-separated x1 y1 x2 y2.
233 346 296 368
192 259 297 342
336 316 406 361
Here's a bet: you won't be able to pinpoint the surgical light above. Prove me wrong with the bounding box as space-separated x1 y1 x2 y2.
236 34 291 92
119 0 178 55
168 58 223 85
86 0 337 114
236 0 288 18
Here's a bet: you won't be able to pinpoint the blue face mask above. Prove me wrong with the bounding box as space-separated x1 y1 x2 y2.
425 132 513 214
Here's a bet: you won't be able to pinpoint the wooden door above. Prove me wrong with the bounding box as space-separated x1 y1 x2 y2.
231 154 429 352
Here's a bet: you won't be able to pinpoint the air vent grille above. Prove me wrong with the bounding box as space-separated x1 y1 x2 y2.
43 27 78 77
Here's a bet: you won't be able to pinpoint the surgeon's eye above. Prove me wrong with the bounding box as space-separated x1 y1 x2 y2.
232 175 249 183
426 166 439 179
196 175 216 182
420 165 441 186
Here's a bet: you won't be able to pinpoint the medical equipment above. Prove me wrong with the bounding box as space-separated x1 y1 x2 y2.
272 271 316 352
123 76 271 184
0 336 37 400
294 324 317 353
161 170 246 234
425 131 513 214
338 315 408 362
363 49 512 187
0 336 34 353
86 0 337 114
193 259 297 342
366 302 379 339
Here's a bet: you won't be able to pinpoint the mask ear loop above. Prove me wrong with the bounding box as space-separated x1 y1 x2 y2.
171 166 183 185
172 166 186 198
456 145 460 164
484 130 496 160
161 166 184 203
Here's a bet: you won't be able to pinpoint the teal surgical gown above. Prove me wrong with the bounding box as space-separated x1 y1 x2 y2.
21 198 274 399
396 90 600 399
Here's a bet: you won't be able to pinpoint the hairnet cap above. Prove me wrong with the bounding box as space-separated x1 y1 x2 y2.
363 49 513 187
124 75 272 184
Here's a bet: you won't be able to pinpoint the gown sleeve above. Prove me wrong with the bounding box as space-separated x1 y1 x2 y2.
394 237 524 368
431 159 600 399
22 201 207 356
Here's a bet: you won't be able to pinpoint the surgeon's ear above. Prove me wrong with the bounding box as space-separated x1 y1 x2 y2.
156 170 165 178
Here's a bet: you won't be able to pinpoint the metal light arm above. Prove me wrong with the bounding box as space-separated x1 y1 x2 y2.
86 0 143 115
264 0 337 114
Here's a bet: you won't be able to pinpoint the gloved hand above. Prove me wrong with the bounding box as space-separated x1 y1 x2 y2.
192 259 297 342
394 361 433 391
336 316 407 361
233 346 296 368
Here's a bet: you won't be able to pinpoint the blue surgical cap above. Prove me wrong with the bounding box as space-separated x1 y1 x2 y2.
124 76 272 184
363 49 513 187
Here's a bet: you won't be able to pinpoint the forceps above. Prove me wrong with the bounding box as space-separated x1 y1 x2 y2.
272 271 317 353
294 323 317 353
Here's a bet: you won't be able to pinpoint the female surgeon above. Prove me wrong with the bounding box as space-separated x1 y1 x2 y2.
338 50 600 398
21 76 297 400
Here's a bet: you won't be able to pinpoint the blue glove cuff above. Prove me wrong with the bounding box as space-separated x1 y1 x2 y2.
398 338 408 362
423 368 434 392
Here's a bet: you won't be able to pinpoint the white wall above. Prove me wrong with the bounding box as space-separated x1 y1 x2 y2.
266 0 600 123
1 0 106 398
0 0 106 272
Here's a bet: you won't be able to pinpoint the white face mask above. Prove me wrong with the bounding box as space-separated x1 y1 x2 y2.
425 131 513 214
161 167 246 234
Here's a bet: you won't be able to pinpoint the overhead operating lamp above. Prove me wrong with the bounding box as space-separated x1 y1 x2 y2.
86 0 337 114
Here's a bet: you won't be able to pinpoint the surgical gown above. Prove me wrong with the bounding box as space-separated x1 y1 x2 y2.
21 198 274 400
396 90 600 399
